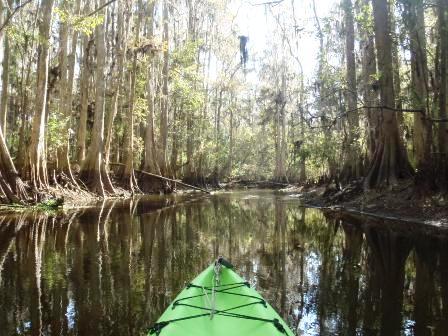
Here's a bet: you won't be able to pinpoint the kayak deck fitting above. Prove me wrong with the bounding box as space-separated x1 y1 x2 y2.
149 257 294 335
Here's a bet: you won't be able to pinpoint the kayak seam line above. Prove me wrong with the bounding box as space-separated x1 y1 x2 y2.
149 310 287 335
173 284 261 308
187 281 249 289
173 300 265 314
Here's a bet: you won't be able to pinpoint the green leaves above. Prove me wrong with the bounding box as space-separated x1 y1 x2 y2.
355 1 374 34
48 109 70 148
171 40 205 111
54 7 104 35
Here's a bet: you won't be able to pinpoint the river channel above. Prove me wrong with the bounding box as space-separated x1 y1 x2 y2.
0 190 447 335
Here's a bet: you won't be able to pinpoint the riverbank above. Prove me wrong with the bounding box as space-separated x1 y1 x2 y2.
1 176 447 228
0 170 211 211
280 179 448 227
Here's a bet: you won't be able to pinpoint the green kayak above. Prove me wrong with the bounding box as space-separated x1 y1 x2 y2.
149 257 294 336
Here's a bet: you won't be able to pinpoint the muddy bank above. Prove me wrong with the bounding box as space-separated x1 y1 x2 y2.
280 180 448 228
0 170 214 211
2 176 447 228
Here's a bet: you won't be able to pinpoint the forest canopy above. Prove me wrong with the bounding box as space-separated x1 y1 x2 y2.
0 0 447 203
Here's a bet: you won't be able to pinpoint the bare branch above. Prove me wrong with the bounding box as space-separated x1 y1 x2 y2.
251 0 284 6
85 0 117 18
0 0 33 34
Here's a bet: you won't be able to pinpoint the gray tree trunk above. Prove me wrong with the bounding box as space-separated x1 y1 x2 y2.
312 0 336 180
365 0 413 188
76 6 91 163
403 0 431 181
341 0 360 181
159 0 169 176
27 0 55 189
56 0 80 185
79 0 115 195
142 0 160 174
437 0 448 186
358 0 379 163
0 126 27 203
0 0 11 136
120 0 137 190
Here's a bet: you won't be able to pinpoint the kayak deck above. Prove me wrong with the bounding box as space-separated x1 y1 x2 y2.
149 263 294 336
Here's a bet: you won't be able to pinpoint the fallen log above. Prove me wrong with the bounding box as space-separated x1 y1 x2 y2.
229 179 291 187
109 163 211 194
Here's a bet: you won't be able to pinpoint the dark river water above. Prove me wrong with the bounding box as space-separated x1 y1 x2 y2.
0 190 447 336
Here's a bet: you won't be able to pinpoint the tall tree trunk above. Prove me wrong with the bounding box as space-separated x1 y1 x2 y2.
56 0 69 175
143 1 160 178
341 0 360 181
76 11 91 163
0 0 11 137
0 36 8 137
274 45 287 182
16 34 35 173
198 23 213 182
228 100 234 177
26 0 55 190
56 0 80 185
120 0 137 190
185 0 196 183
291 3 306 182
274 92 287 181
185 106 195 181
0 126 27 203
298 96 306 182
143 54 160 172
438 0 448 187
365 0 413 188
79 0 115 195
403 0 432 188
213 88 223 183
0 0 4 135
358 0 379 164
312 0 336 180
159 0 169 176
170 104 179 174
104 0 127 168
390 1 404 130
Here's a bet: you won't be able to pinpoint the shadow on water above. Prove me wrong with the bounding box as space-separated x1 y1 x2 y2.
0 190 448 335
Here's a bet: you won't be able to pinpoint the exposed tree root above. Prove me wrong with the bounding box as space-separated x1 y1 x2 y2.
79 164 115 197
56 148 80 190
0 129 29 203
110 162 210 193
364 135 414 189
118 167 141 195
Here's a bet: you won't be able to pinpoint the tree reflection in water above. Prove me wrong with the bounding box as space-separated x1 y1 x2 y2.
0 191 447 335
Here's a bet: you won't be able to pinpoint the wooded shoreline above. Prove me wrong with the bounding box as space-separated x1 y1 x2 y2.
0 0 447 210
0 179 447 234
279 180 448 227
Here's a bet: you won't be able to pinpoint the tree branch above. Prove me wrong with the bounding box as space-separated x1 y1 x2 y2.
0 0 33 34
251 0 284 6
109 163 211 194
362 105 424 113
85 0 117 18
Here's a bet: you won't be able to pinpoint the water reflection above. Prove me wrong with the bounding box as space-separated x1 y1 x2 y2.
0 191 447 335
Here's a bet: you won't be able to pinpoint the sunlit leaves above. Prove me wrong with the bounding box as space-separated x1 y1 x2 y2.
170 40 205 111
48 109 70 149
355 1 374 34
5 25 36 46
54 7 104 35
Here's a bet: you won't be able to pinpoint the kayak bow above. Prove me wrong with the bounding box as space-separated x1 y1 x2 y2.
148 257 294 336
